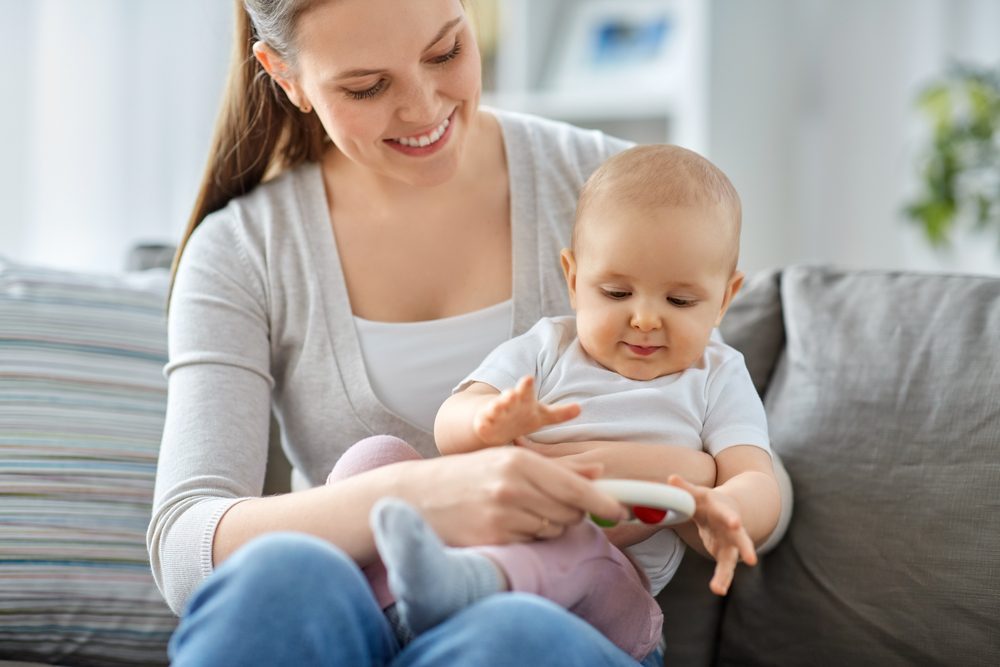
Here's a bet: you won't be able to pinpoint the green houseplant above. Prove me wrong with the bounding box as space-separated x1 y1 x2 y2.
905 63 1000 247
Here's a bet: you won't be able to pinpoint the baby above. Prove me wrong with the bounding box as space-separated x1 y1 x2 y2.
366 145 781 660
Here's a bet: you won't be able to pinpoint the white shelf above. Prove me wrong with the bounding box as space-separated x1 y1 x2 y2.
485 0 709 150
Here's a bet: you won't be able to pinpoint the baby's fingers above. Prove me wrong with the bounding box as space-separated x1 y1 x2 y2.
495 389 517 412
736 528 758 567
512 376 535 401
709 504 756 566
710 546 739 596
667 473 699 493
667 474 710 503
541 401 580 425
558 458 605 480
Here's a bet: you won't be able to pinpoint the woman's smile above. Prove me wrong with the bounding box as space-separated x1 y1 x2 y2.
385 109 456 156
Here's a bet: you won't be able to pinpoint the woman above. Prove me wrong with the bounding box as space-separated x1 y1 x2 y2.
149 1 789 664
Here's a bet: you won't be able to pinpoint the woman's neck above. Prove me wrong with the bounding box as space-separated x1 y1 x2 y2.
319 108 511 322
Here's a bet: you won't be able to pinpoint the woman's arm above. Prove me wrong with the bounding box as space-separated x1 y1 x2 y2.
213 447 629 565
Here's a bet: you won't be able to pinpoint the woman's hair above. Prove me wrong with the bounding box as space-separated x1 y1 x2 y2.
170 0 325 296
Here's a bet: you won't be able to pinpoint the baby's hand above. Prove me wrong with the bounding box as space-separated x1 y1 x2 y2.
472 376 580 447
668 474 757 596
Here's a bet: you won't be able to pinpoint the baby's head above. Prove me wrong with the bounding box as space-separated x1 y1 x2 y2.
561 144 745 381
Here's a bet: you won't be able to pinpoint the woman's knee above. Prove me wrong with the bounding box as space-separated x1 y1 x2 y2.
401 594 635 665
459 594 584 648
173 533 395 664
328 435 423 482
210 532 368 605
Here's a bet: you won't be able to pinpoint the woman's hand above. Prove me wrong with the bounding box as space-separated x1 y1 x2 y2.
667 474 757 596
472 376 580 447
401 446 626 547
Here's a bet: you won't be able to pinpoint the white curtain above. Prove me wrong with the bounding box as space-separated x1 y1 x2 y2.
0 0 232 272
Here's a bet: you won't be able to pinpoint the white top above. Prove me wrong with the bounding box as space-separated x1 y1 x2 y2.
457 315 770 594
354 299 513 432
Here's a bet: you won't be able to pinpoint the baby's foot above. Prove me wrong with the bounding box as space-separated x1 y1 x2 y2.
371 498 502 633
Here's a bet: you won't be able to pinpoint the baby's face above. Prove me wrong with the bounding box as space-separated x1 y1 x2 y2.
562 202 742 381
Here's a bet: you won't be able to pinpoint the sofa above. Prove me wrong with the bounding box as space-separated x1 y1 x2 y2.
1 255 997 666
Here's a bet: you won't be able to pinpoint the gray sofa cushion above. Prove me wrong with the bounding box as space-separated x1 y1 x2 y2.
0 259 174 666
718 266 1000 665
719 268 785 397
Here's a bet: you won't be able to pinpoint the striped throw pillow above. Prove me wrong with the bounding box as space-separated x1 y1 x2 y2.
0 258 175 666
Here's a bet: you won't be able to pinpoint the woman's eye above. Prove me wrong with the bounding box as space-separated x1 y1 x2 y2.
346 79 387 100
430 39 463 65
344 38 461 101
602 289 630 300
668 297 695 307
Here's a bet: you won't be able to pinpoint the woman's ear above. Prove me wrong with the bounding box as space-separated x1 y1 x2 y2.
560 248 578 309
252 41 310 111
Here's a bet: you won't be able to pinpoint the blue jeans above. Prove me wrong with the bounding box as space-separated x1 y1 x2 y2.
169 532 664 666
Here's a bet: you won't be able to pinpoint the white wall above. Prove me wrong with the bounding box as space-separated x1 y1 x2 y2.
710 0 1000 276
1 1 33 263
2 0 999 276
0 0 232 273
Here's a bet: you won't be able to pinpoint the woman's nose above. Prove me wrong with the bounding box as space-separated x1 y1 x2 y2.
396 74 438 125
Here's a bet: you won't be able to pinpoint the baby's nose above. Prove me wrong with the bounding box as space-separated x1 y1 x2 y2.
630 309 662 331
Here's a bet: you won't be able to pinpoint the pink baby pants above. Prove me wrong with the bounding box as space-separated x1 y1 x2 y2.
327 435 663 661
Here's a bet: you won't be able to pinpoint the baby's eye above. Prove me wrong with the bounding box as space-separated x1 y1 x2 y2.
667 297 696 307
602 289 631 300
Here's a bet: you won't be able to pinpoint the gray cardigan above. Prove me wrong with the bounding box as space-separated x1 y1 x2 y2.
148 109 631 613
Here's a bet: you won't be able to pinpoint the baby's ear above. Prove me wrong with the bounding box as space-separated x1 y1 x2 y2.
714 271 745 326
560 249 578 309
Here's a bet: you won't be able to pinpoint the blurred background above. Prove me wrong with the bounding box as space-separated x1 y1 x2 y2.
1 0 998 276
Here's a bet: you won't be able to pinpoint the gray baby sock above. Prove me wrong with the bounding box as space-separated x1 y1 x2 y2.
371 497 502 634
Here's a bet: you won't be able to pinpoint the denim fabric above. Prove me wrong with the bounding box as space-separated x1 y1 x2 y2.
169 532 662 666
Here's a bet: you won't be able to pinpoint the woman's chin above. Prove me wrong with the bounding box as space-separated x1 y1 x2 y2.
397 154 463 188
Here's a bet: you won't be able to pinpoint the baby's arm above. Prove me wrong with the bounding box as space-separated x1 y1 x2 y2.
670 445 780 595
435 376 581 455
514 438 717 489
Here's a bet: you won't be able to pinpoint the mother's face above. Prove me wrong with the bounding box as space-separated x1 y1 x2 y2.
278 0 482 187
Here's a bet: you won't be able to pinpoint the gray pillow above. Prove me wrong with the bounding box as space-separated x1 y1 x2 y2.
718 266 1000 665
720 268 784 396
0 258 174 666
